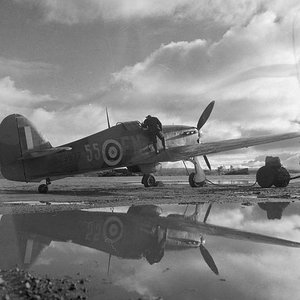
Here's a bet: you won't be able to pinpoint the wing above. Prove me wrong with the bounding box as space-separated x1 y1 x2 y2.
168 132 300 161
129 132 300 165
159 217 300 248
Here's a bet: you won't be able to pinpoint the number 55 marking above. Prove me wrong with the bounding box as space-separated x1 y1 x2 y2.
84 143 101 162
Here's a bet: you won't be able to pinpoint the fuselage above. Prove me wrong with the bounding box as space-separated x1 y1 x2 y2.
9 121 199 182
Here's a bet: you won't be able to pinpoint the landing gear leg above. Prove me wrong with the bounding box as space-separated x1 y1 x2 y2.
38 177 51 194
142 174 157 187
188 156 206 188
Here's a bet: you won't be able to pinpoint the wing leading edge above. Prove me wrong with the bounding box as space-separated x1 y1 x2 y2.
129 132 300 165
162 132 300 163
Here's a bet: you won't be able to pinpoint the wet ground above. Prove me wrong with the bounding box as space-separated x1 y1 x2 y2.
0 175 300 299
1 175 300 214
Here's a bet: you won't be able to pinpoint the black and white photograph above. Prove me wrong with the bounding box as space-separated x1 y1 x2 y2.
1 1 300 299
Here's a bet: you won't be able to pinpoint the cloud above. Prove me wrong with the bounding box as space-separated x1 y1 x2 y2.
248 152 300 170
209 208 246 227
224 248 300 300
116 276 155 299
112 11 296 90
0 77 53 112
103 11 300 138
17 0 261 25
29 105 106 145
0 57 59 79
0 77 107 146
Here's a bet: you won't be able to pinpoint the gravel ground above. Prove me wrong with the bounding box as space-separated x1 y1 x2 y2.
0 268 87 300
0 175 300 215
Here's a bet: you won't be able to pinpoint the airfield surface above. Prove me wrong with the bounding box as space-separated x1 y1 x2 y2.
0 175 300 214
1 174 300 300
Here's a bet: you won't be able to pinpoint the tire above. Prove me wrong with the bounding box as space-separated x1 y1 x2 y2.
274 167 290 187
256 166 276 188
189 172 205 188
38 184 48 194
143 174 156 187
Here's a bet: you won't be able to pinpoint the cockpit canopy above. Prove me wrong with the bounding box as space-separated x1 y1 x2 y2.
116 121 142 131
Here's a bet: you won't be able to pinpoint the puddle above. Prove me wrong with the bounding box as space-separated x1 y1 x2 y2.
4 201 85 206
0 202 299 299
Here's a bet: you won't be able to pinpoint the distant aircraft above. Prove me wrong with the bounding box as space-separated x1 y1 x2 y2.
1 204 299 275
0 101 300 193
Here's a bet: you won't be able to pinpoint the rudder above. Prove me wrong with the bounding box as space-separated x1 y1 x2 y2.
0 114 51 181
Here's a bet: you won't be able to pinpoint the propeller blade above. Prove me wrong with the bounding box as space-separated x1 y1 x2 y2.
197 101 215 130
200 244 219 275
203 203 212 223
203 155 211 170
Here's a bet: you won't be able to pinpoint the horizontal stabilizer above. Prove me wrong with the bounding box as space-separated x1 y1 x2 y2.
19 146 72 160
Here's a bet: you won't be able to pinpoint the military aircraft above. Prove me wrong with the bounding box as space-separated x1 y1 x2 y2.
1 101 300 193
0 204 299 275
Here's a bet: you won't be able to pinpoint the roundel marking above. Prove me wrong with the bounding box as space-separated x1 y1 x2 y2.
102 139 123 166
103 216 124 243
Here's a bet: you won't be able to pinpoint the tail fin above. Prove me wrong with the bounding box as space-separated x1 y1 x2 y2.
0 114 51 181
0 214 51 268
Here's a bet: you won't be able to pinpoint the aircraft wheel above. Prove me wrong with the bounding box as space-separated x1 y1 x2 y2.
274 167 290 187
38 184 48 194
256 166 276 188
189 172 205 188
143 174 156 187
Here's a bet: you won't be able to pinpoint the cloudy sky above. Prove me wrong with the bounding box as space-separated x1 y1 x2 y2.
2 0 300 168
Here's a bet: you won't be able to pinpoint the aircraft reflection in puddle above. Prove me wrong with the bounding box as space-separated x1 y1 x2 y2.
0 203 299 276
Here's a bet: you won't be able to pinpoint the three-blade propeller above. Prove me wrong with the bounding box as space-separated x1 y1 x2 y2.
197 101 215 170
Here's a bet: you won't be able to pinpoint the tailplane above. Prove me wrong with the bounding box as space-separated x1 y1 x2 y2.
0 114 51 181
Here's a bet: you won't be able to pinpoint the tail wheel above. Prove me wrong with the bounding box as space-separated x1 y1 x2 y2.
143 174 156 187
38 184 48 194
189 172 205 188
274 167 290 187
256 166 276 188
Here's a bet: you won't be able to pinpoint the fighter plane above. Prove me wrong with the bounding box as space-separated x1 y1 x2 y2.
1 101 300 193
1 204 299 275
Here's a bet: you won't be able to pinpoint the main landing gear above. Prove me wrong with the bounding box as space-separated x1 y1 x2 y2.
188 156 206 188
141 156 206 188
38 177 51 194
